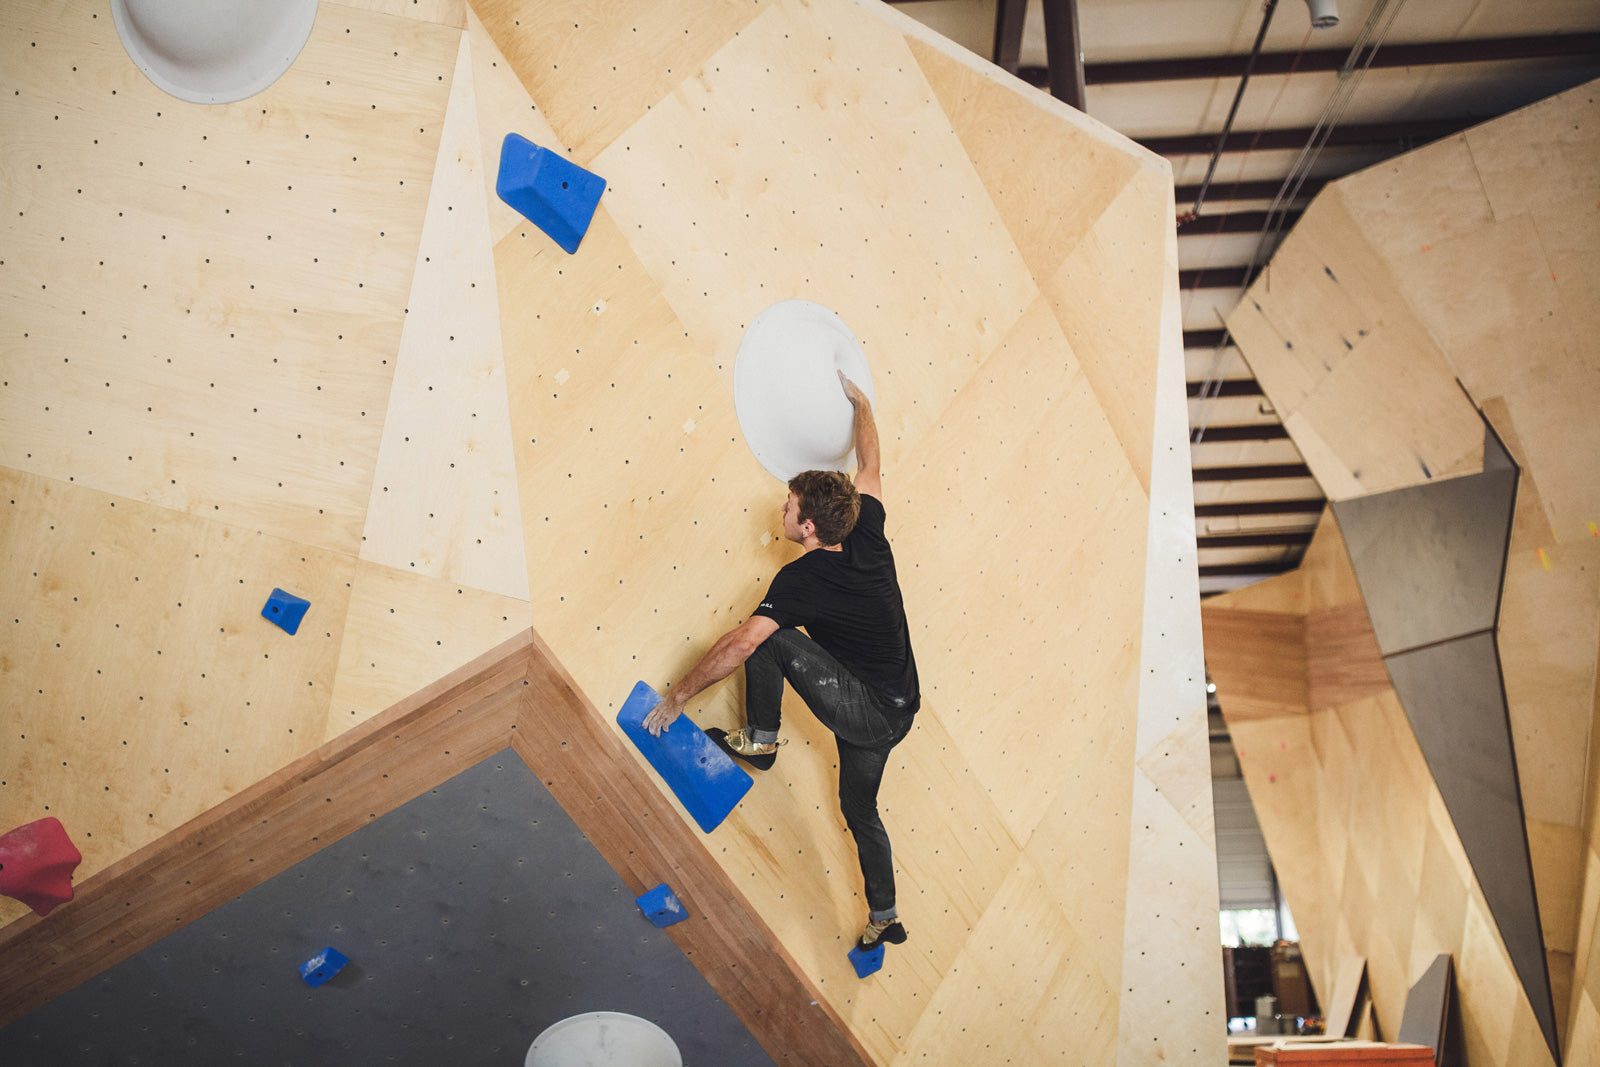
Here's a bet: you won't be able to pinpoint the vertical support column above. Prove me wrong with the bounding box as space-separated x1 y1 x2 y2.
1041 0 1086 109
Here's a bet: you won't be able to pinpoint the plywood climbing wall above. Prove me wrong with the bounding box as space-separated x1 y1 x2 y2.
1 0 1219 1062
1221 78 1600 1067
0 0 530 927
480 0 1216 1061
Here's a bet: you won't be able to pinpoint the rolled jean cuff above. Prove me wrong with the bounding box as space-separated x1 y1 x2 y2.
869 905 898 923
748 726 779 745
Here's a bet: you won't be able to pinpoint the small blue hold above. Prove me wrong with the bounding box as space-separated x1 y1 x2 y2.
298 946 349 987
496 132 605 254
262 588 311 635
848 941 885 979
636 883 688 928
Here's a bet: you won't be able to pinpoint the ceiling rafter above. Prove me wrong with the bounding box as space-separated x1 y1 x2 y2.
1177 178 1327 203
1080 32 1600 84
1141 117 1477 156
1186 379 1262 397
1195 499 1327 518
1192 463 1314 482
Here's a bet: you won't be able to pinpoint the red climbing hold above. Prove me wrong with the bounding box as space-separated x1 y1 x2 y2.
0 817 83 917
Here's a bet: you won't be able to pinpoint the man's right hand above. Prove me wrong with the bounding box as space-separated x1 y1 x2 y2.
643 692 684 737
838 370 869 408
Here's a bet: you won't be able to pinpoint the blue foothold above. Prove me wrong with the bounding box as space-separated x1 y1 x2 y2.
495 132 605 254
262 588 310 635
848 941 885 979
298 946 349 987
636 883 689 928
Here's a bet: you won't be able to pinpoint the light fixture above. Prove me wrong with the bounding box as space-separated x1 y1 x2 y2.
1304 0 1339 29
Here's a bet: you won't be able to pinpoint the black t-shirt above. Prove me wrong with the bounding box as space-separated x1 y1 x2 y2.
752 494 920 713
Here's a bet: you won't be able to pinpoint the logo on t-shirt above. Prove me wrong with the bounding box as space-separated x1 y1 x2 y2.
760 601 774 611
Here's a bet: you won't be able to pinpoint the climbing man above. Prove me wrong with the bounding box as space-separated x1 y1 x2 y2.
643 371 919 953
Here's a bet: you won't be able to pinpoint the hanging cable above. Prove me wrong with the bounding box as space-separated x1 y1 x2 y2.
1182 0 1281 224
1191 0 1413 445
1190 25 1314 446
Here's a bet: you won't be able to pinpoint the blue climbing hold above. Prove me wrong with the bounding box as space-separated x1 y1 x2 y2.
615 681 753 834
298 946 349 987
848 941 885 979
636 883 689 928
261 588 310 635
495 132 605 254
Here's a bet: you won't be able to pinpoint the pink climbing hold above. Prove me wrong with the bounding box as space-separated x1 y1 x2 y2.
0 816 83 917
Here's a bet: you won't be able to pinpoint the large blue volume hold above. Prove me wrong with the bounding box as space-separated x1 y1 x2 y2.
495 132 605 254
615 681 753 834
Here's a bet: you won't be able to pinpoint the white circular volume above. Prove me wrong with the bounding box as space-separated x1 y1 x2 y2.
111 0 320 105
733 300 877 483
525 1011 682 1067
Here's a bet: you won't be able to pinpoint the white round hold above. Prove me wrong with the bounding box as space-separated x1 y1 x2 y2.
525 1012 682 1067
733 300 876 483
111 0 320 105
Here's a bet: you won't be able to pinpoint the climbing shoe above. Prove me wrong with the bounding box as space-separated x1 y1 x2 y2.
707 726 783 771
857 918 907 952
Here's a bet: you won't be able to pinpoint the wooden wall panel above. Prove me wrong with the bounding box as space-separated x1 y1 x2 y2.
324 560 531 742
1201 607 1308 719
1118 206 1225 1064
896 298 1147 847
1043 166 1173 493
0 469 355 927
360 31 529 600
897 854 1119 1065
590 0 1038 434
0 1 456 554
1305 602 1389 712
470 0 768 165
903 33 1143 307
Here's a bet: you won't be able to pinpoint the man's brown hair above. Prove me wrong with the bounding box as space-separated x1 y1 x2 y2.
788 469 860 546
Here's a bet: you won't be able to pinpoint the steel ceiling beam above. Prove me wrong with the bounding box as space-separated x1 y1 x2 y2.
1040 0 1086 109
1199 560 1302 578
1198 531 1315 549
1186 379 1262 398
1184 329 1229 349
1177 178 1327 203
1141 118 1476 156
1179 210 1303 235
1192 463 1314 482
1191 424 1291 442
1179 266 1252 289
1195 499 1326 518
1082 33 1600 84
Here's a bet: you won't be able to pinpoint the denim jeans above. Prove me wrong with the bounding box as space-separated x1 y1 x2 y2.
744 628 915 921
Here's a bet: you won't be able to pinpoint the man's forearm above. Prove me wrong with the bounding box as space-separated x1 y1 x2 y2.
852 395 880 473
669 626 757 706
